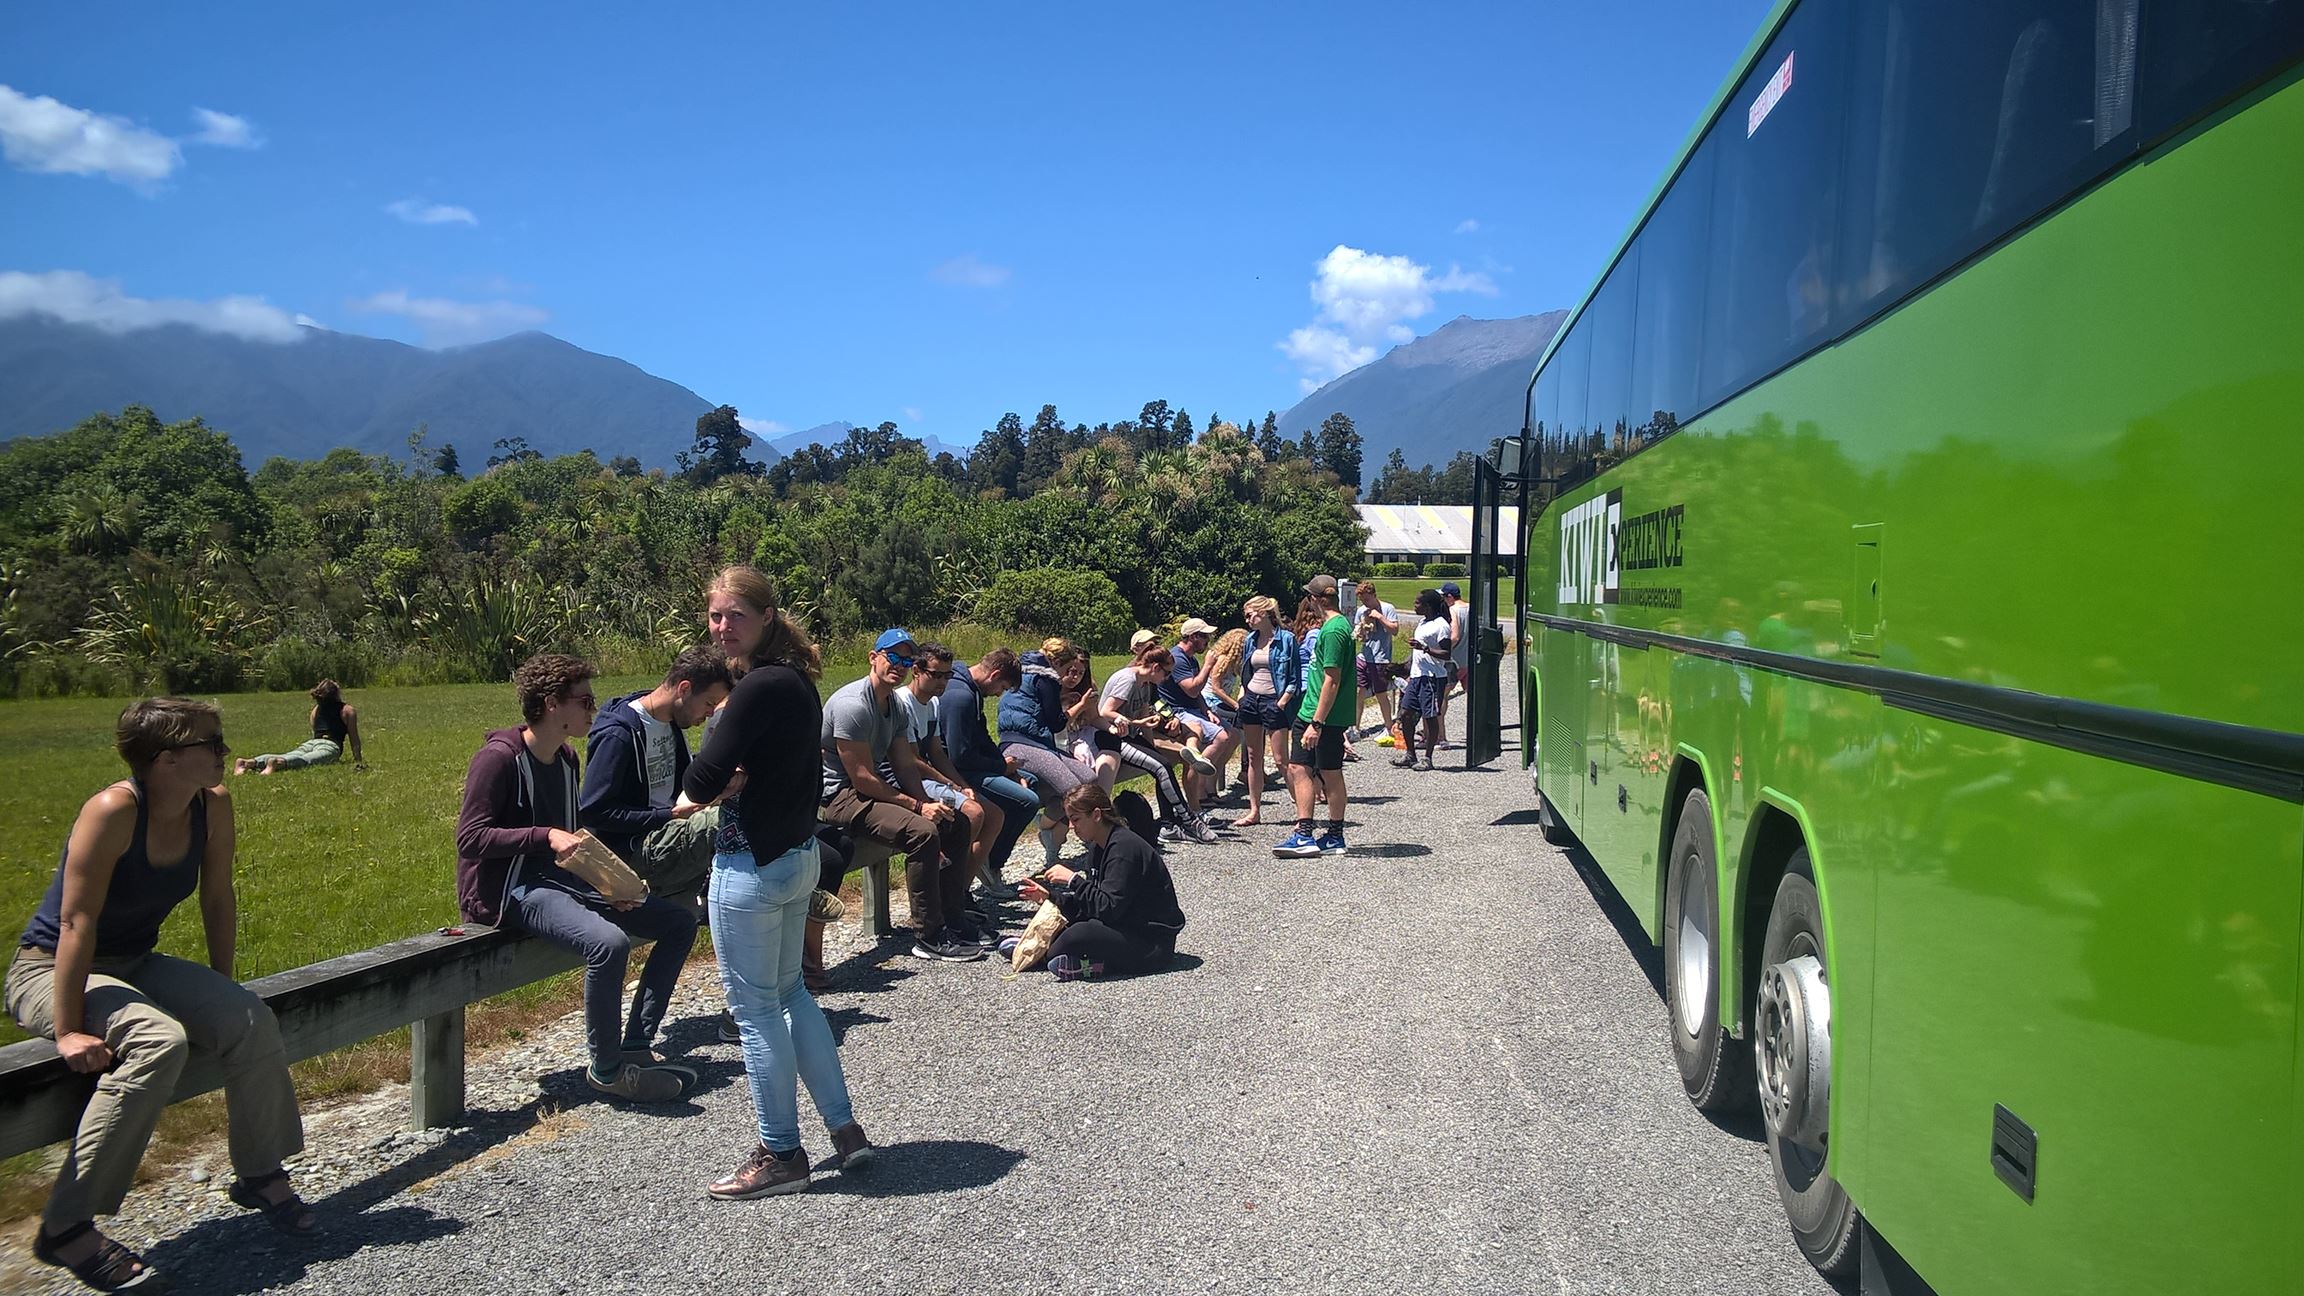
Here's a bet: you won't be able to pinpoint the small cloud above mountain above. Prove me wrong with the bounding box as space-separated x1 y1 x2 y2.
348 289 548 346
1277 244 1500 393
931 255 1011 288
189 108 261 149
387 198 478 226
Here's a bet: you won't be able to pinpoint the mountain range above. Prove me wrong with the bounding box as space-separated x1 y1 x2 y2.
1277 311 1568 474
0 316 749 469
1 309 1569 477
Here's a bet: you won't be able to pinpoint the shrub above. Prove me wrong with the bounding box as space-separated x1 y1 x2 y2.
1374 561 1419 578
973 567 1132 651
1423 561 1466 578
253 636 378 692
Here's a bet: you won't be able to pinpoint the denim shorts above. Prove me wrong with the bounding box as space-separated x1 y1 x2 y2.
1237 691 1290 730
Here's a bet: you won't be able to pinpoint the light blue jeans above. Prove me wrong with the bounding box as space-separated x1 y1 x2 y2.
710 841 855 1152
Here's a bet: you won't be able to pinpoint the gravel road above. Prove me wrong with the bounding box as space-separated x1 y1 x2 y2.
8 671 1842 1296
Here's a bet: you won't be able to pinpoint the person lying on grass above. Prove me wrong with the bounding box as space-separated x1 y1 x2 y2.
234 677 363 774
11 697 318 1294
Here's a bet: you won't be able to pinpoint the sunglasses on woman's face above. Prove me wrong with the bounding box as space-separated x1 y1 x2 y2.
167 734 230 754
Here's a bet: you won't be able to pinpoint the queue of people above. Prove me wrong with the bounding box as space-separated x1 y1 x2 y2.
10 563 1461 1279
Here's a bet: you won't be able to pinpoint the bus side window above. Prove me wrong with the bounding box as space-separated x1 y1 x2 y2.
2142 0 2304 137
1835 0 2139 323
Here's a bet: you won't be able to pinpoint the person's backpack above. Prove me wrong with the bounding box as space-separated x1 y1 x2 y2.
1114 789 1158 843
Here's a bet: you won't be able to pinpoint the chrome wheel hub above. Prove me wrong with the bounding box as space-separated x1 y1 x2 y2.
1757 954 1832 1147
1672 862 1712 1038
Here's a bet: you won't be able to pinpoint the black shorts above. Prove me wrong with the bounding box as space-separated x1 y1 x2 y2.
1288 719 1346 771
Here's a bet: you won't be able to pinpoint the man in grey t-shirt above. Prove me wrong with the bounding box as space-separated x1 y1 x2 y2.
1352 580 1399 742
818 629 985 962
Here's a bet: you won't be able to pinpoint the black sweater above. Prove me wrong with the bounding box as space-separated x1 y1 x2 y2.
1052 826 1186 939
683 662 823 863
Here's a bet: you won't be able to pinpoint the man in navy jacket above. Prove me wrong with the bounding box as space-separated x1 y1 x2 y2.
934 647 1038 895
580 646 734 913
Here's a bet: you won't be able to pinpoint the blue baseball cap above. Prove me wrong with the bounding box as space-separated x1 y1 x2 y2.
1441 582 1463 597
873 628 917 654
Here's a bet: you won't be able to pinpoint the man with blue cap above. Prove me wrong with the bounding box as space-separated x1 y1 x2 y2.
818 629 985 962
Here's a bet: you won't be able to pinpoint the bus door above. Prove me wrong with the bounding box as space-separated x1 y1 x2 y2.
1468 453 1509 768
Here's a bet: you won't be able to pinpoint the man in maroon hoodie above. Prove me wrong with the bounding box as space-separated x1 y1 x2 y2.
455 653 699 1104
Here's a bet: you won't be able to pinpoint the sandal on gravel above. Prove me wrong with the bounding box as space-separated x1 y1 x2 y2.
34 1220 163 1291
228 1169 320 1236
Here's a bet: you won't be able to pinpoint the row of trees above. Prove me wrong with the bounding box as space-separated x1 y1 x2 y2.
0 402 1370 697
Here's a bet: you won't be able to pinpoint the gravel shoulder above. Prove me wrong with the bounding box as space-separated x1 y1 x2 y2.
5 672 1840 1296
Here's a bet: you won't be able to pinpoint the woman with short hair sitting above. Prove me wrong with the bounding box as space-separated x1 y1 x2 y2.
1019 784 1186 980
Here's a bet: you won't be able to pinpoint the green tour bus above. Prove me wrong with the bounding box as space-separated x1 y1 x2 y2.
1487 1 2304 1291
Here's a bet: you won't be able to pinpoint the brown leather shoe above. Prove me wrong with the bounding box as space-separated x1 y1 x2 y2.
821 1121 875 1173
707 1143 811 1199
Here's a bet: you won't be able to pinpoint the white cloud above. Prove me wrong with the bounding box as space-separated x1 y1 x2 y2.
0 85 180 185
0 269 303 342
347 289 547 345
386 198 478 226
737 417 788 437
930 255 1010 288
1454 218 1480 235
188 108 260 149
1277 244 1501 390
293 312 325 329
903 407 923 424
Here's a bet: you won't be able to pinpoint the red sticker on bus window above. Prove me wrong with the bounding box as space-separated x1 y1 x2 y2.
1747 50 1794 137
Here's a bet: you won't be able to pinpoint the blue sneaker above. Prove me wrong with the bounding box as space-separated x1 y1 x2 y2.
1316 832 1348 856
1273 831 1322 859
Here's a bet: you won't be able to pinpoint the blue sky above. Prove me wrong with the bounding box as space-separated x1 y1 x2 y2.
1 1 1770 449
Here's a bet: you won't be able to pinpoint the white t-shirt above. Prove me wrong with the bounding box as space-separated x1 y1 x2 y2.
1411 618 1452 678
635 707 679 809
1448 601 1470 668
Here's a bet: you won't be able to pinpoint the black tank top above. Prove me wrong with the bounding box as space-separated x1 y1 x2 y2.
20 782 208 958
313 698 348 743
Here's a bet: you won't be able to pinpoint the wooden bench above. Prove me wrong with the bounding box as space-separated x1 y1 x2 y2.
0 926 580 1163
0 844 918 1164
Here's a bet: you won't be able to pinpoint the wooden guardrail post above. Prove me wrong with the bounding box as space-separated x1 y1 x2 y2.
852 839 897 936
408 1007 465 1131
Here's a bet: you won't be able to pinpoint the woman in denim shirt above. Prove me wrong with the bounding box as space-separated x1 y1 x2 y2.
1231 596 1299 827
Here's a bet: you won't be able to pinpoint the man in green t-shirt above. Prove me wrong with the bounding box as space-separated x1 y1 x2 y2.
1275 574 1355 858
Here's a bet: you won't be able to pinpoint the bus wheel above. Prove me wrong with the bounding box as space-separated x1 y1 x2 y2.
1663 789 1745 1109
1757 850 1859 1277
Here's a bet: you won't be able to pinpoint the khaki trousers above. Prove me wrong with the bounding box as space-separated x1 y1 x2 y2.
5 946 305 1227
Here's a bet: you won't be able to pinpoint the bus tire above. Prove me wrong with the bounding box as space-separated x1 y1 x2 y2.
1663 789 1746 1110
1759 852 1859 1278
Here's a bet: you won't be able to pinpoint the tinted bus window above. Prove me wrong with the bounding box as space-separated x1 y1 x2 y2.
1628 148 1713 445
2143 0 2304 135
1583 253 1638 471
1545 324 1592 484
1699 0 1851 407
1837 0 2138 322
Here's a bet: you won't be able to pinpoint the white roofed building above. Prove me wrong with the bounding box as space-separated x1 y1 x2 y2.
1356 504 1519 569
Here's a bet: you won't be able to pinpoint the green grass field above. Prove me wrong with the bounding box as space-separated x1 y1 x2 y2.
0 622 1030 1047
1363 577 1516 619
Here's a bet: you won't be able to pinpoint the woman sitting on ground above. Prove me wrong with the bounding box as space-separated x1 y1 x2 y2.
1395 588 1454 771
235 679 363 774
1019 783 1186 980
11 698 317 1293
